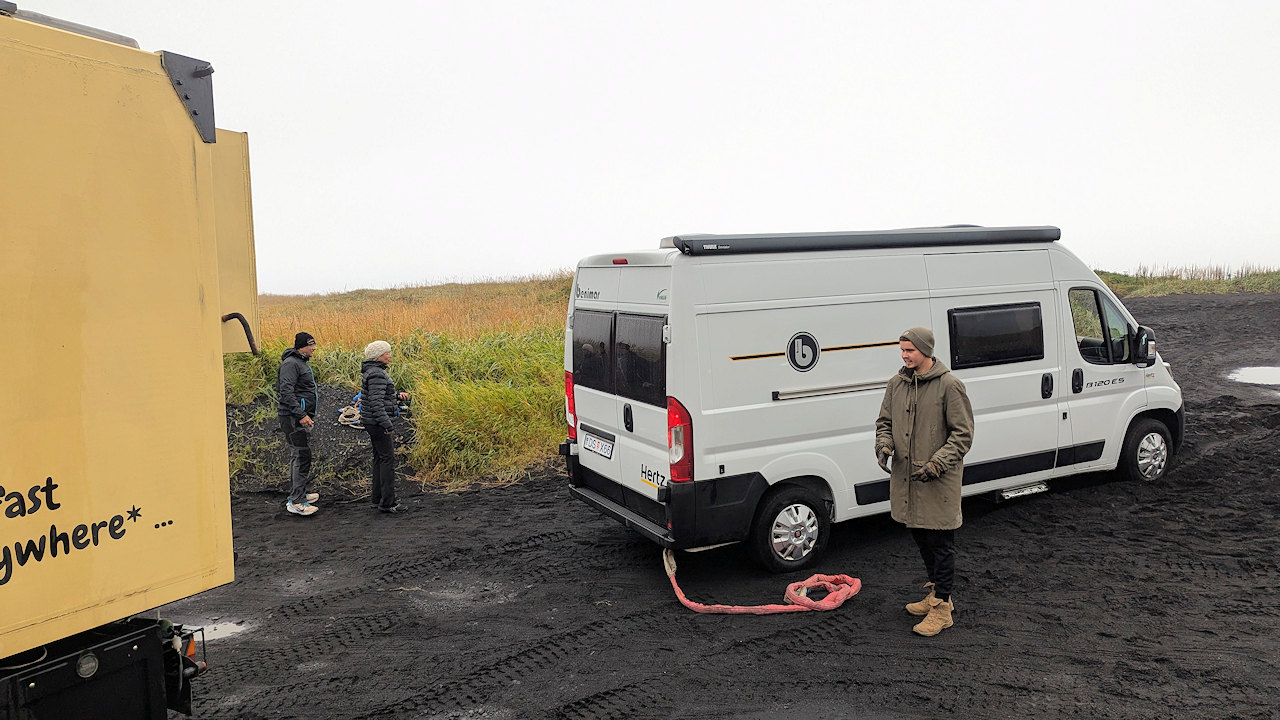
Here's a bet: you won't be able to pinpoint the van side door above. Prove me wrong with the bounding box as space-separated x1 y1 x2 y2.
933 290 1065 489
1061 285 1149 470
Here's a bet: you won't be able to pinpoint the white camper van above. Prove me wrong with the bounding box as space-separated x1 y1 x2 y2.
559 226 1183 571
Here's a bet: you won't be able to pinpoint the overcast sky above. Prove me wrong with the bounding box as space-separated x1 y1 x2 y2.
29 1 1280 294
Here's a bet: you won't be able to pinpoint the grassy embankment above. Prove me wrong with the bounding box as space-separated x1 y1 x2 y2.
224 272 572 491
224 265 1279 490
1097 264 1280 297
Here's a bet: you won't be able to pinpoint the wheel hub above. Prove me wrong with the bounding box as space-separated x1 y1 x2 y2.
1136 432 1168 480
770 503 819 561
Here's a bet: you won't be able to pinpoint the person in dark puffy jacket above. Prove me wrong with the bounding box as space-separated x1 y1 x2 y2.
361 340 409 513
278 332 321 516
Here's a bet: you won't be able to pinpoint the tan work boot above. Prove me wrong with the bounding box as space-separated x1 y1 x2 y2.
905 582 936 616
912 596 954 636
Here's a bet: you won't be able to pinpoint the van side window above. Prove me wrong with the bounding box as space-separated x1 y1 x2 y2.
1101 295 1132 363
1069 289 1109 363
614 313 667 407
572 310 613 393
947 302 1044 370
1069 288 1132 364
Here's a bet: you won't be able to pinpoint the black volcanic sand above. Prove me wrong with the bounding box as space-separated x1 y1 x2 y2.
165 293 1280 719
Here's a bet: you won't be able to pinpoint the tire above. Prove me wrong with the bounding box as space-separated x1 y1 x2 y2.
750 485 830 573
1119 418 1172 483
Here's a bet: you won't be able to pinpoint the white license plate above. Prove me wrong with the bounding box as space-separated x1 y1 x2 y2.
581 432 614 459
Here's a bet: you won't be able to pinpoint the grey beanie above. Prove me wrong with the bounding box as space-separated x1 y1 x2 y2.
899 327 935 358
364 340 392 361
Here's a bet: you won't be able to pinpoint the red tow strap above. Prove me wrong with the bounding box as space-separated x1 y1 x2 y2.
663 549 861 614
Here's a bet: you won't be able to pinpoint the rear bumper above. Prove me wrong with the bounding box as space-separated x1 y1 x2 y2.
562 439 767 550
569 484 676 547
1 617 197 718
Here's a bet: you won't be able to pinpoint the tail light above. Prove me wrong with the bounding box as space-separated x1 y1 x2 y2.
565 371 577 440
667 396 693 482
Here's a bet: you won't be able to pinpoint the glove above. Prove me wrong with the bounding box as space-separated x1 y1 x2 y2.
910 461 942 483
876 446 893 474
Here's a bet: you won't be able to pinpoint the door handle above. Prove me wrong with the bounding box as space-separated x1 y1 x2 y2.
1041 373 1054 399
623 403 633 432
1072 368 1084 394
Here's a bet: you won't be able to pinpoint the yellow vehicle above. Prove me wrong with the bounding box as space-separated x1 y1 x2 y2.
0 5 257 717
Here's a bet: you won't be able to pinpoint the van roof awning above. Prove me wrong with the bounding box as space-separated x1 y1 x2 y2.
660 225 1061 256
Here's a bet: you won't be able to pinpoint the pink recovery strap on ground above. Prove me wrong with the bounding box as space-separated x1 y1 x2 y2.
662 549 861 614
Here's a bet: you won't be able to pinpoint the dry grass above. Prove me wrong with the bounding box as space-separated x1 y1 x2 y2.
259 272 572 346
1098 264 1280 298
1131 263 1278 282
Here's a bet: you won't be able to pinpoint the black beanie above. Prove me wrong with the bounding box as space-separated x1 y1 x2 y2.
294 331 316 350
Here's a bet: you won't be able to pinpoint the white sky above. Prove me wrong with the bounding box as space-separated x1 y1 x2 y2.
29 1 1280 294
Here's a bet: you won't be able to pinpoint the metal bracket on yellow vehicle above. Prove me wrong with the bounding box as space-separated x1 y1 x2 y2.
161 51 217 143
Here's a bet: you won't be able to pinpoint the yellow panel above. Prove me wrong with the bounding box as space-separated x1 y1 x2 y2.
0 16 238 658
214 129 261 354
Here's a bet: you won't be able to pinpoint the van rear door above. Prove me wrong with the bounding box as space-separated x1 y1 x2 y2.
569 265 671 522
611 310 669 500
569 267 623 490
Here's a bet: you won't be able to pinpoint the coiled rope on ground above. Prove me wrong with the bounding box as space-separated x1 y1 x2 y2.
662 548 861 614
336 405 362 428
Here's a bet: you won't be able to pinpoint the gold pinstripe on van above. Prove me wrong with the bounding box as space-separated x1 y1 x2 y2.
730 339 899 361
729 350 787 361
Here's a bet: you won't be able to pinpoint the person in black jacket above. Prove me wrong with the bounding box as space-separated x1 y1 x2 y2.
278 332 321 516
362 340 409 513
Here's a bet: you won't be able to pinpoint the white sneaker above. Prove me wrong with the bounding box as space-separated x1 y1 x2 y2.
286 500 317 516
304 492 319 503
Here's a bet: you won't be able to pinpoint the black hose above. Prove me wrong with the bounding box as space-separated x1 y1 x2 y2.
220 312 260 355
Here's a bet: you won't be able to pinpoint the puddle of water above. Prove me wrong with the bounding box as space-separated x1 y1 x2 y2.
200 621 252 641
1228 367 1280 385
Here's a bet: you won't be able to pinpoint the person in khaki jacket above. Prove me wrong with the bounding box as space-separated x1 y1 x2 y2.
875 327 974 636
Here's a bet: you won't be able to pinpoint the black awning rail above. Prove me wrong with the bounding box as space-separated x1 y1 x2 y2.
660 225 1061 256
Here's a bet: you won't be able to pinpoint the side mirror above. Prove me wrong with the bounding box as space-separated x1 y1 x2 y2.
1132 325 1157 367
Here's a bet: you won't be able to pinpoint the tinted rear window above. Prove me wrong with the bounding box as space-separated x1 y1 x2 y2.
572 310 613 393
614 313 666 407
948 302 1045 370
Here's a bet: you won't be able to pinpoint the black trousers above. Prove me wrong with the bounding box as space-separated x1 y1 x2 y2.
911 528 956 598
279 414 313 504
367 425 396 509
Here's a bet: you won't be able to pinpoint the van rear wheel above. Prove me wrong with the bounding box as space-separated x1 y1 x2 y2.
750 486 829 573
1120 418 1171 482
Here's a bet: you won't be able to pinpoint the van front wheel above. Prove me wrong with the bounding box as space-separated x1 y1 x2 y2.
750 486 830 573
1120 418 1171 482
